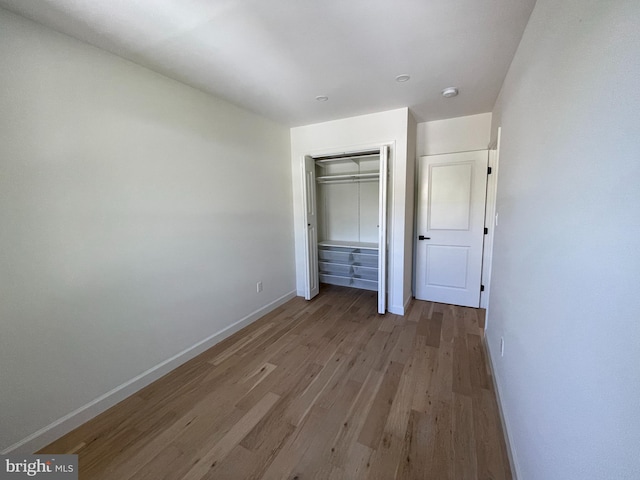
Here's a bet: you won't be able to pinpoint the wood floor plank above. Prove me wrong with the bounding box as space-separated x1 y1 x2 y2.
452 334 473 396
181 391 280 480
39 286 512 480
217 415 295 480
347 329 389 384
397 409 431 479
357 361 405 449
209 322 276 366
378 314 397 333
235 345 310 410
134 445 185 480
472 388 510 480
441 304 456 344
453 305 468 339
411 339 438 413
200 444 256 480
328 369 383 469
453 392 478 479
421 310 443 347
372 325 404 372
366 431 404 480
389 321 417 365
345 442 374 480
288 379 363 478
258 405 330 480
240 362 321 451
428 398 454 480
405 300 424 323
367 365 416 480
468 333 491 390
435 340 454 400
285 353 347 426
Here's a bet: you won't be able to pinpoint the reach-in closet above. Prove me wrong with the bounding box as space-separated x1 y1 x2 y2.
302 146 388 314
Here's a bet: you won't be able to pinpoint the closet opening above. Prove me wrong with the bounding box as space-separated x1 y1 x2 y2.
302 145 388 314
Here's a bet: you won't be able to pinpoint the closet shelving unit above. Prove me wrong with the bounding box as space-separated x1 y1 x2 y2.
302 147 388 313
318 240 379 291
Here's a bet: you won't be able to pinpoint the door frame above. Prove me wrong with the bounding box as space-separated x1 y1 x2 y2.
414 150 488 307
411 130 501 317
377 145 388 314
302 155 319 300
480 127 502 311
300 141 393 313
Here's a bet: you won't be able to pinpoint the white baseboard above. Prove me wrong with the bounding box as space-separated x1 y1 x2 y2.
387 294 411 316
483 335 520 479
2 290 296 454
404 294 412 313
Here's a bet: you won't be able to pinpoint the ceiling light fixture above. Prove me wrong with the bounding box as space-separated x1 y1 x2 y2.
395 74 410 83
315 95 329 102
441 87 459 98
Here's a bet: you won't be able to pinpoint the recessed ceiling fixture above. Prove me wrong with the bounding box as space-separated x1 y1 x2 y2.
441 87 459 98
315 95 329 102
395 74 411 83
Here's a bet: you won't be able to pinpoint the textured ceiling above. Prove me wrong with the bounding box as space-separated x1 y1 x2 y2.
0 0 536 126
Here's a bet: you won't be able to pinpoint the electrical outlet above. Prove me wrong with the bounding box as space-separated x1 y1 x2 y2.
500 337 505 357
256 281 263 293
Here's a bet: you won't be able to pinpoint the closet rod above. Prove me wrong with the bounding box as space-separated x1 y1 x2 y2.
317 178 379 184
312 150 379 161
316 172 378 182
314 153 379 165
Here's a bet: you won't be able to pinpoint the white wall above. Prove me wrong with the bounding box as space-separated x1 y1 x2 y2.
290 108 413 314
404 113 417 308
417 112 491 157
487 0 640 478
0 8 295 453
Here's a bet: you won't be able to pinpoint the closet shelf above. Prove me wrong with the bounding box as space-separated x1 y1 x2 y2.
314 153 379 167
318 243 379 292
316 172 379 183
318 240 378 250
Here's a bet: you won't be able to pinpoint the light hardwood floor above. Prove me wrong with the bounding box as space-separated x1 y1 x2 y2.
40 285 512 479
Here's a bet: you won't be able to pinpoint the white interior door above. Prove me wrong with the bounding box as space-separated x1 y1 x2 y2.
377 146 388 314
415 151 488 307
303 155 319 300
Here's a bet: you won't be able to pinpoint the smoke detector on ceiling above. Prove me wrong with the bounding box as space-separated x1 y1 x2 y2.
441 87 459 98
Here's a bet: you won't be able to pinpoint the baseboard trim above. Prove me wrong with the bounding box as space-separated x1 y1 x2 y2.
403 294 412 312
483 335 520 479
2 290 297 454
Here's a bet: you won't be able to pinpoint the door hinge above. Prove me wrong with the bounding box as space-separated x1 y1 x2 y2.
487 166 492 174
484 227 488 235
480 285 485 292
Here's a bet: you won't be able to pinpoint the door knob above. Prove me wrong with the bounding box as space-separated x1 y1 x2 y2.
418 235 430 240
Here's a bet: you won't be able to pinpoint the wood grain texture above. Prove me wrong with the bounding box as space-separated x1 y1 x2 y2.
40 286 512 479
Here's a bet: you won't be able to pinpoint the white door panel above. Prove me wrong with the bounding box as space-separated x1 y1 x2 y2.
426 245 469 288
378 145 388 314
303 155 319 300
415 151 487 307
429 163 473 230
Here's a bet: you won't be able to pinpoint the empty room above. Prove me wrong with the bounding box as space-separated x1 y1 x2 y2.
1 0 638 479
